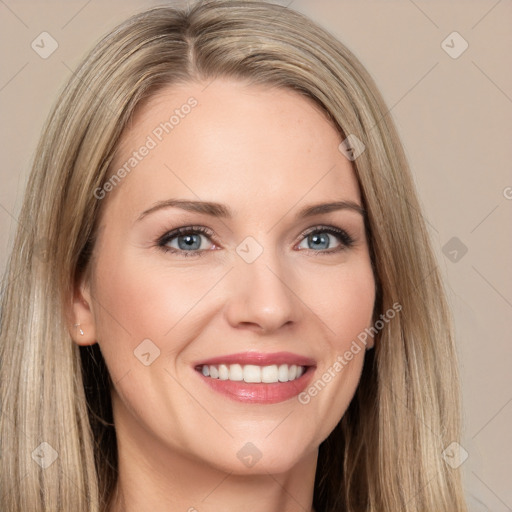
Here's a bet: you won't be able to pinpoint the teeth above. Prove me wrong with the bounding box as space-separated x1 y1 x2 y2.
218 364 229 380
278 364 289 382
262 365 278 383
229 363 243 381
199 363 306 383
244 364 261 383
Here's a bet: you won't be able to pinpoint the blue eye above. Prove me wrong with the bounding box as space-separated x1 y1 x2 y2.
297 226 354 252
156 225 354 257
157 226 214 257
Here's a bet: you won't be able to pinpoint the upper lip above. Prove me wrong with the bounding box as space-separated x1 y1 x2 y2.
194 351 316 368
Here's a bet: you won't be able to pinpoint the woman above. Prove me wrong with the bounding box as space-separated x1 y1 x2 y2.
0 1 468 511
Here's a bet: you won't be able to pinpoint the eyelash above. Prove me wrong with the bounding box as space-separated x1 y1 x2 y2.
156 224 355 257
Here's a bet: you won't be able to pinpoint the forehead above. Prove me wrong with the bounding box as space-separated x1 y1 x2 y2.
104 78 361 220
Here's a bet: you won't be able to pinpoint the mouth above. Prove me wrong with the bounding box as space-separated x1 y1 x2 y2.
193 352 316 404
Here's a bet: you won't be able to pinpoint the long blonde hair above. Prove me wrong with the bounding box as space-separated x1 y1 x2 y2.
0 1 467 510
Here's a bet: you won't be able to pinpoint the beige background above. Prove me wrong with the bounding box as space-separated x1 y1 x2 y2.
1 1 511 509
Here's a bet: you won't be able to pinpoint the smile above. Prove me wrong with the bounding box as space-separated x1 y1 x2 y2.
193 352 316 404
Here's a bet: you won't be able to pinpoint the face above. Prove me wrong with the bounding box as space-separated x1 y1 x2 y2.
72 78 376 475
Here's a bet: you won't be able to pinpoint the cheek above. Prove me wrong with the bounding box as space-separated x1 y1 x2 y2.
90 246 225 373
295 260 375 429
307 259 376 344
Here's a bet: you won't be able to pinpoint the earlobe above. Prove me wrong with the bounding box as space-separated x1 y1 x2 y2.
74 323 85 336
69 277 98 346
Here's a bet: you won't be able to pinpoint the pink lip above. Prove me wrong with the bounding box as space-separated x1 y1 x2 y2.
193 351 317 405
193 351 316 368
196 369 315 404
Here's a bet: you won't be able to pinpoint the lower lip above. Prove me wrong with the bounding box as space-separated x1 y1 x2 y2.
195 367 315 404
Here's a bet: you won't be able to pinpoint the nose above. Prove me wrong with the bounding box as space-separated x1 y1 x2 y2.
223 252 300 334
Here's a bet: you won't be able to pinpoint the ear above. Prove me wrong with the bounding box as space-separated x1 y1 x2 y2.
69 272 98 346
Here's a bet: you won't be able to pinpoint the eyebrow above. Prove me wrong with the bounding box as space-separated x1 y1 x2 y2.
136 198 366 222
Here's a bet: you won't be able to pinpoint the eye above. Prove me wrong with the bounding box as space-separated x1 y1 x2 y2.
156 224 354 257
296 226 354 253
157 226 215 256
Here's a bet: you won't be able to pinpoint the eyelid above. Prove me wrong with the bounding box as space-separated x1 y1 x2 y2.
157 225 215 245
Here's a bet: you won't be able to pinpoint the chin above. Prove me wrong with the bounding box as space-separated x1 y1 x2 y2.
201 439 314 476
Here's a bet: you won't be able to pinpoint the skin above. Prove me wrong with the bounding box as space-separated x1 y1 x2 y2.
70 78 376 512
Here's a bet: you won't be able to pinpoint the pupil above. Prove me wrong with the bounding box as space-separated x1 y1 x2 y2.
310 233 329 250
178 234 200 250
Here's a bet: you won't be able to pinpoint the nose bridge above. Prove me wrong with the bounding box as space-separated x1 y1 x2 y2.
224 237 299 331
